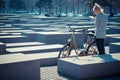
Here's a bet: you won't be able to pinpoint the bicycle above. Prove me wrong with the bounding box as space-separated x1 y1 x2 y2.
58 24 98 58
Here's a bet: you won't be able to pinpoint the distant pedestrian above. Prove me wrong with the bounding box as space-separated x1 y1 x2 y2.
93 3 108 54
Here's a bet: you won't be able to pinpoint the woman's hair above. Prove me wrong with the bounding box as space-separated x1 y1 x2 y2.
93 3 104 13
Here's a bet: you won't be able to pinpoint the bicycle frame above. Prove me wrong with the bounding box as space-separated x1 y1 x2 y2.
67 24 85 55
68 24 97 55
68 30 80 55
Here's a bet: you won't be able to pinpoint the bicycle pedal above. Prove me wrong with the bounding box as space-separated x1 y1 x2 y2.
78 51 86 56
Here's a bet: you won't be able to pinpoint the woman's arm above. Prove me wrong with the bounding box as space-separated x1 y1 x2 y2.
94 15 100 27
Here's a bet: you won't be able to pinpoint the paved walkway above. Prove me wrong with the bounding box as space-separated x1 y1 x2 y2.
41 66 120 80
41 66 78 80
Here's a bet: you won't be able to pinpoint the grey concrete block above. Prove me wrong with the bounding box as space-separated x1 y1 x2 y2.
8 18 27 23
22 32 38 42
0 35 28 43
109 28 120 34
25 51 59 66
37 32 84 48
1 30 33 33
106 34 120 46
0 33 13 36
0 23 5 26
0 13 19 17
12 24 49 29
6 42 45 48
0 53 40 80
58 53 120 79
0 20 14 24
6 44 63 54
0 42 6 54
109 37 120 43
110 42 120 53
107 22 120 26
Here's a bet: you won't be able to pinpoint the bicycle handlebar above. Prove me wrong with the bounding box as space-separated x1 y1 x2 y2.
67 24 95 37
67 24 85 33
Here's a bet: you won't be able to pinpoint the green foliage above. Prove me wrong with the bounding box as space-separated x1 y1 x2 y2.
0 0 6 10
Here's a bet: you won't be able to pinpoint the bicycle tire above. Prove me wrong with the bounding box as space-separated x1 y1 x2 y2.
85 41 97 55
58 44 71 58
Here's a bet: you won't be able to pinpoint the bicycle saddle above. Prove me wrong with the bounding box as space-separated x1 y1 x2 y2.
69 29 85 32
87 32 94 36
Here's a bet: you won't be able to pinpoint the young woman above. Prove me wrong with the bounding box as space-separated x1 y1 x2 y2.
93 3 108 55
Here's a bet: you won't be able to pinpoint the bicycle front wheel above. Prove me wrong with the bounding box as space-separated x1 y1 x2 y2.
58 44 71 58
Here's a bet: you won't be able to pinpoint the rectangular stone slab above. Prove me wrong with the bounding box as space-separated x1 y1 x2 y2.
0 35 28 43
0 42 6 54
37 32 84 48
110 42 120 53
0 53 40 80
6 44 63 53
58 53 120 79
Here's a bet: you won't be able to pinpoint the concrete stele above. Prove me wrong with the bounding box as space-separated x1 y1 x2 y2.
58 53 120 79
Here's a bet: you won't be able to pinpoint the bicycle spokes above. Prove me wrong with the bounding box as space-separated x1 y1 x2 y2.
58 45 71 58
62 46 70 57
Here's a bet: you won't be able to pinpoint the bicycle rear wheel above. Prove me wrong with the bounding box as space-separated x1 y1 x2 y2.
85 41 98 55
58 44 71 58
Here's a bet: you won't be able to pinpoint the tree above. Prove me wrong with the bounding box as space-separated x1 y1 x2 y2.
35 0 53 16
114 0 120 9
84 0 93 16
9 0 26 10
0 0 6 10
